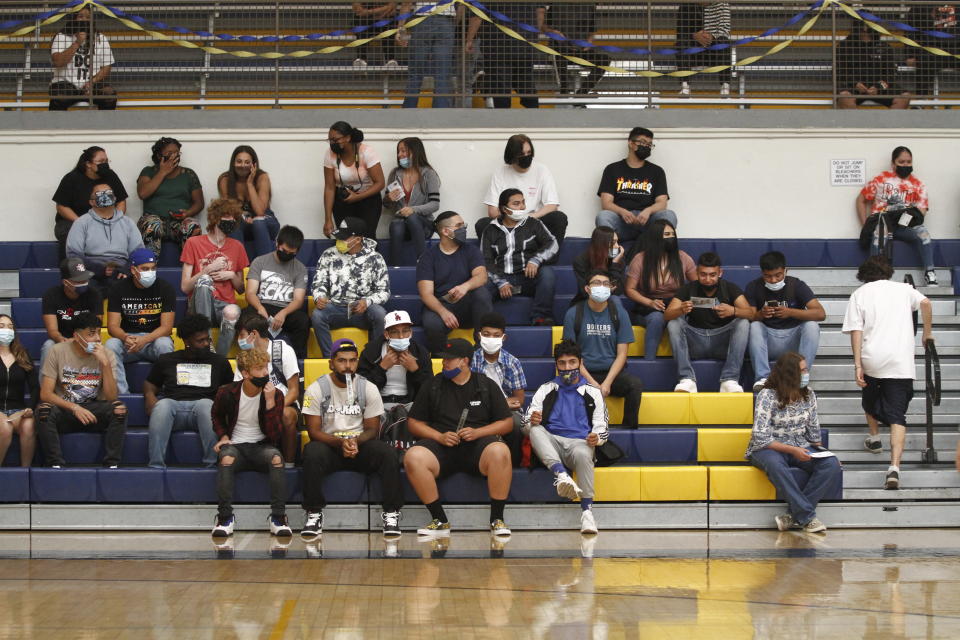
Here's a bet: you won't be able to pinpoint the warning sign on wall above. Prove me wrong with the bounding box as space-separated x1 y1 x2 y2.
830 159 866 186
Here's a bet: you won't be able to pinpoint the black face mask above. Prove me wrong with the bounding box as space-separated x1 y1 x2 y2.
250 375 270 388
895 165 913 179
276 248 297 263
517 155 533 169
330 142 344 155
96 162 110 176
663 237 678 253
634 146 651 161
218 219 237 235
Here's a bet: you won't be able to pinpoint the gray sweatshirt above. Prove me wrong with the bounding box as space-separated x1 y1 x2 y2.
65 208 144 274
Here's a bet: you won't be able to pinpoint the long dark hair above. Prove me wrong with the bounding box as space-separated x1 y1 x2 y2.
73 146 104 174
891 145 912 165
397 137 432 171
222 145 265 200
0 315 32 372
588 226 616 272
763 351 809 408
59 8 95 53
639 219 683 295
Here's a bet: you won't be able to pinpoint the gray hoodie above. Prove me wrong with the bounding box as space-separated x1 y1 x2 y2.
65 208 144 274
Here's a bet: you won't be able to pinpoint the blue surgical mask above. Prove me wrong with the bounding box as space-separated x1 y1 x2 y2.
800 372 810 388
388 337 410 352
441 367 462 380
0 329 14 345
558 367 580 385
608 247 621 259
137 269 157 287
237 336 255 351
764 279 786 291
80 336 97 354
589 286 611 303
399 157 411 169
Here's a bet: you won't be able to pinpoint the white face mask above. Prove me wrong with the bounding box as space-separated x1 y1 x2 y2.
589 286 611 303
0 328 13 345
506 208 527 222
480 336 503 355
764 279 786 291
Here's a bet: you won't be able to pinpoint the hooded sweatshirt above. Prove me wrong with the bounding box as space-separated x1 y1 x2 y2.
311 237 391 307
65 208 144 274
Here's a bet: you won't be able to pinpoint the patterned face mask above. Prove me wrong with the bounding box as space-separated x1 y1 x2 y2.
94 189 116 208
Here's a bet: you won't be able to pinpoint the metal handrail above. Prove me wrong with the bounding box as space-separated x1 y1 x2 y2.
924 338 941 409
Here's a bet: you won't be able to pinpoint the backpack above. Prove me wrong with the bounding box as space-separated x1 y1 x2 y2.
379 402 416 457
573 298 620 342
312 374 368 418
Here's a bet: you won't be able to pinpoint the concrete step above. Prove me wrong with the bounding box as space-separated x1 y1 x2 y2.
841 468 960 488
818 328 960 347
813 362 960 380
823 315 960 326
829 432 958 450
788 267 952 287
818 395 960 414
820 414 960 425
812 380 960 393
820 298 956 316
837 450 957 463
844 488 960 499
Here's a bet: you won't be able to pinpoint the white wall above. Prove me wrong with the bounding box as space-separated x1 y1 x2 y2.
5 127 959 241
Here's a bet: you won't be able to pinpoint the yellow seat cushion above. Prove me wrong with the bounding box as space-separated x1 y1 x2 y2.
708 466 776 500
628 327 672 357
593 466 643 501
690 392 753 425
697 428 752 462
640 466 707 501
307 327 369 358
637 392 691 425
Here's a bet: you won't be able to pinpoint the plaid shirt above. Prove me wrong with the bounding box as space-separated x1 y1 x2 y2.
470 348 527 395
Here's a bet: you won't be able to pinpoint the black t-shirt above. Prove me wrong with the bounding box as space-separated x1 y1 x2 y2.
481 2 538 40
145 350 235 401
597 159 668 212
541 3 596 41
408 373 511 433
108 277 176 334
52 168 129 222
41 285 103 338
744 276 816 330
675 279 744 330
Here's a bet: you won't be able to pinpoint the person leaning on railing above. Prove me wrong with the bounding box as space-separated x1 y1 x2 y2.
48 7 117 111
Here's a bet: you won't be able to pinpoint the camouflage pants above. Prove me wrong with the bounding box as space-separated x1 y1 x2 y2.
137 214 201 255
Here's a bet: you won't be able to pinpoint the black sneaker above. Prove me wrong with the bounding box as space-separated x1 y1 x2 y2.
300 511 323 540
885 470 900 490
382 510 402 538
864 435 882 454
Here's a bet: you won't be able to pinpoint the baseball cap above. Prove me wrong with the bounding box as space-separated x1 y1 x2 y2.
438 338 474 359
384 310 412 329
130 248 157 267
334 217 366 240
330 338 359 356
60 257 94 282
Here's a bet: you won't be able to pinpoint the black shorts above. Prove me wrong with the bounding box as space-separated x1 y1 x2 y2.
843 84 904 107
414 435 504 477
862 376 914 426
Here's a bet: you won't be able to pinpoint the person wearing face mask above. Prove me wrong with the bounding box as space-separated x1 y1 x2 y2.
417 211 494 355
36 312 126 468
66 181 145 297
48 7 117 111
525 340 607 534
596 127 677 245
0 315 39 468
104 248 176 395
311 217 390 358
477 134 567 252
572 226 626 306
745 252 824 392
665 252 751 394
245 225 309 359
482 189 558 326
562 270 643 429
746 352 840 534
383 137 441 266
143 314 234 469
53 146 128 262
624 220 697 361
358 310 434 409
470 313 527 465
234 314 301 467
218 145 280 260
299 339 402 540
323 121 385 240
40 258 103 373
137 137 204 255
180 198 248 356
405 338 515 538
211 347 291 538
856 146 937 286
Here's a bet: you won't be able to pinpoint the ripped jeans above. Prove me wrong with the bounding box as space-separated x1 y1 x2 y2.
872 223 934 271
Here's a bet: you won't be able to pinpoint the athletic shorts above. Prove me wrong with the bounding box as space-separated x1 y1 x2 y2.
862 375 914 426
413 435 504 477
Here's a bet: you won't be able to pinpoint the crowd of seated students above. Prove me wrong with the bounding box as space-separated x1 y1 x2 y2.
11 124 949 541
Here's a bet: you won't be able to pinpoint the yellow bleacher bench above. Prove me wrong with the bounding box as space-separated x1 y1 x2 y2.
697 428 752 462
708 466 776 501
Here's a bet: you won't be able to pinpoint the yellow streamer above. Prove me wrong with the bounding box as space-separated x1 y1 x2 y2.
0 1 85 40
836 2 960 60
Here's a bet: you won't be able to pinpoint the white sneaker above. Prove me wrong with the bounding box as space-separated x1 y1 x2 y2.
580 509 598 535
554 471 582 501
353 57 368 69
720 82 730 97
925 270 939 286
752 378 767 392
384 539 399 558
268 514 292 537
775 513 795 531
674 378 698 393
490 519 512 537
384 59 399 69
802 517 827 533
580 535 597 558
719 380 744 393
211 514 235 537
679 81 691 96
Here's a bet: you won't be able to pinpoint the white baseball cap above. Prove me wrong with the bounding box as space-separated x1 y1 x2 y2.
384 310 412 329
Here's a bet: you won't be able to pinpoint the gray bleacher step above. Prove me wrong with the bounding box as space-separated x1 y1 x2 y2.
0 272 16 299
814 380 960 393
823 315 960 326
817 345 960 357
820 298 956 315
814 285 952 296
813 362 960 380
836 450 957 464
820 414 960 425
818 395 960 414
0 301 8 317
843 488 960 500
828 432 959 450
788 268 952 287
818 329 960 347
842 468 960 488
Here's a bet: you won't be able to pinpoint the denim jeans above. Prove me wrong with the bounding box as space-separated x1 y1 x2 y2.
388 213 432 265
229 210 281 261
148 398 216 468
217 442 286 519
402 15 455 108
667 316 749 383
310 302 387 357
750 448 842 526
105 334 175 395
634 309 667 361
871 223 934 271
486 266 556 321
422 287 493 354
748 321 821 382
596 209 678 244
189 276 240 356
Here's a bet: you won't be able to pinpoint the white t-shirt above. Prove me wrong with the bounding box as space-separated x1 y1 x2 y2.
51 33 115 89
380 343 408 397
323 143 381 191
302 375 385 435
483 162 561 214
233 340 299 395
483 361 506 397
842 280 926 379
232 388 266 444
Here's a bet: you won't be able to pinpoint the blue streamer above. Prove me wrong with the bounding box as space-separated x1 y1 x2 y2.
0 0 82 31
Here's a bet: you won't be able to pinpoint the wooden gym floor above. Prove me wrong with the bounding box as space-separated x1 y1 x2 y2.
0 529 959 638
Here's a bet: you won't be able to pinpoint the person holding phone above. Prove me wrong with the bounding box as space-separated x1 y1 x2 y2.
310 217 390 358
383 137 440 265
322 122 385 240
218 145 279 260
136 137 204 255
48 6 117 111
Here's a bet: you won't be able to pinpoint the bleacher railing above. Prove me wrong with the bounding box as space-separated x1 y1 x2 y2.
1 0 959 109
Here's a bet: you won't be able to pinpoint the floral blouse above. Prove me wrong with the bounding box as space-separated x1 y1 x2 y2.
745 388 821 458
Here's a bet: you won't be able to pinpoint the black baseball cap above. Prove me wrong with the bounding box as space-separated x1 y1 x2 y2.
438 338 474 359
60 257 94 282
334 217 366 240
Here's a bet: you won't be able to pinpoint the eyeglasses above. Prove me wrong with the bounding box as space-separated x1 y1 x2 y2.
629 139 655 148
588 280 612 287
